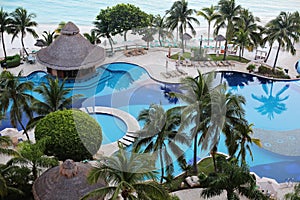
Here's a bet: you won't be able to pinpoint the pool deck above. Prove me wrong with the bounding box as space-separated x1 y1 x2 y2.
1 47 300 199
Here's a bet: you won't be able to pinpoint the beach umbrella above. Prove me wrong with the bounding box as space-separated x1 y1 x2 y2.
215 34 226 50
183 33 192 48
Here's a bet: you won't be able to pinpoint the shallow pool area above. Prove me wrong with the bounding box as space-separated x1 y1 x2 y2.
2 63 300 183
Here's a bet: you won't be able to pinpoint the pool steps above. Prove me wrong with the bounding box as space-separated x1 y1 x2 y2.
81 106 140 151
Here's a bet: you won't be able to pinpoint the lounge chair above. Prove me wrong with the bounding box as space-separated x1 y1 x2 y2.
160 72 171 79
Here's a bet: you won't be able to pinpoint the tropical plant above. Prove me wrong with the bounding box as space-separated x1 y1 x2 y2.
285 183 300 200
153 14 173 47
166 0 199 53
264 11 300 69
133 104 189 183
0 71 34 141
81 145 169 200
230 122 262 166
41 30 55 46
246 64 256 72
0 164 25 199
7 140 58 180
173 70 215 174
200 158 267 200
197 5 219 46
83 30 101 44
0 136 18 157
54 21 65 35
27 76 82 130
234 8 261 56
206 83 246 171
94 8 116 52
10 7 38 56
214 0 241 60
34 109 102 161
0 7 12 60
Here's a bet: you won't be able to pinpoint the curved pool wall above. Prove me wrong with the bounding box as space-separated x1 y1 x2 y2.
2 63 300 183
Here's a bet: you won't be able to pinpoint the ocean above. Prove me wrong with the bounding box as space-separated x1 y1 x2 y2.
1 0 299 27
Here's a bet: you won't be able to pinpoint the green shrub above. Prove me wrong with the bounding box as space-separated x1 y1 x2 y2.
257 65 290 79
1 54 21 68
246 64 256 72
35 109 102 161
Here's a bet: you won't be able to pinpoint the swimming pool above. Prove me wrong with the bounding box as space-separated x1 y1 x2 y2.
2 63 300 183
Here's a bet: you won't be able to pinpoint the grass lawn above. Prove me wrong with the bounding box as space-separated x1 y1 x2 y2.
208 54 250 63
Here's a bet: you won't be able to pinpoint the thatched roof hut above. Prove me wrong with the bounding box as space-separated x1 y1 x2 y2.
32 159 105 200
37 22 105 78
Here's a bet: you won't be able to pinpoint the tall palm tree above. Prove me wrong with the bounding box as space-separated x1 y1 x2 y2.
41 30 55 46
153 15 173 47
206 84 246 171
200 158 266 200
81 145 169 200
165 0 199 53
0 71 34 141
233 122 262 166
197 5 219 46
10 7 38 56
133 104 189 183
83 30 101 44
7 140 58 180
214 0 241 60
235 9 262 55
94 9 115 53
27 77 82 130
174 70 215 174
0 7 12 60
264 11 300 69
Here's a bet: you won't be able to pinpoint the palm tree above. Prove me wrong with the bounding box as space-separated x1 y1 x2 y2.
7 140 58 180
94 9 115 53
83 30 101 44
0 164 24 198
0 136 18 157
200 158 267 200
54 21 66 34
133 104 189 183
27 77 82 130
206 84 246 171
236 9 261 54
197 5 219 46
0 71 34 141
81 145 169 200
10 7 38 56
232 122 262 166
0 7 12 60
174 70 215 174
41 30 55 46
264 11 300 69
214 0 241 60
153 15 173 47
165 0 199 53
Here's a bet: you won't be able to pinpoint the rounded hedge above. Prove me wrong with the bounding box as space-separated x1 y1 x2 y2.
35 109 102 161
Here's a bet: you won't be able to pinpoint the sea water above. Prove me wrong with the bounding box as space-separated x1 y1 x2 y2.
1 0 299 26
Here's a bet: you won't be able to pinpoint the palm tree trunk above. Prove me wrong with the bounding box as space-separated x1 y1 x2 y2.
159 149 164 184
264 43 273 63
32 163 38 180
211 146 217 173
207 23 211 46
193 134 198 174
18 119 30 141
272 42 281 70
222 40 228 61
158 33 162 47
181 32 185 53
124 31 127 41
21 32 29 56
239 47 242 61
1 32 7 60
108 36 114 53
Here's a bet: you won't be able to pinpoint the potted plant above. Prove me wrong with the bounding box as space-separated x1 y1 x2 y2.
247 64 256 73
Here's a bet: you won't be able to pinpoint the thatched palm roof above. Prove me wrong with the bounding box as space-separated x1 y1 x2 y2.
215 34 226 42
37 22 105 70
32 159 105 200
183 33 192 41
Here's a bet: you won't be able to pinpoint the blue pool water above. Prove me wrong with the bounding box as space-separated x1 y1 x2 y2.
2 62 300 183
89 114 127 145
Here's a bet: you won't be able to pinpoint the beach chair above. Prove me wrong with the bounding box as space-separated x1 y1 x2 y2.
160 72 171 79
